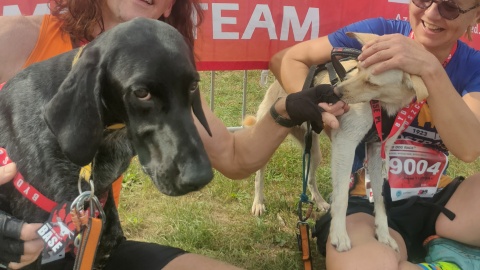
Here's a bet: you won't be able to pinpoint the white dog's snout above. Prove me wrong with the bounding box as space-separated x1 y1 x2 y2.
333 86 343 99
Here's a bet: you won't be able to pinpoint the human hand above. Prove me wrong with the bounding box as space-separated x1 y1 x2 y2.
285 84 347 133
0 163 44 269
357 33 439 77
0 162 17 185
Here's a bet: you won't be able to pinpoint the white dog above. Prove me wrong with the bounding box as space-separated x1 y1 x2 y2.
247 81 329 216
247 59 361 216
329 32 428 252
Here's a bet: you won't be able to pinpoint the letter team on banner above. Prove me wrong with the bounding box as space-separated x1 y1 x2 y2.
2 0 480 70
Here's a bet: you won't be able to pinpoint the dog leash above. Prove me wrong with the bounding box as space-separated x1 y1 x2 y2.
295 64 322 270
71 190 106 270
295 48 363 270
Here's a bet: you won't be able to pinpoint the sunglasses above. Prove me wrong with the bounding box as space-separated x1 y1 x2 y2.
412 0 480 20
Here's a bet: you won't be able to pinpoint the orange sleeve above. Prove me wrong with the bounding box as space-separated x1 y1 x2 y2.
22 15 73 68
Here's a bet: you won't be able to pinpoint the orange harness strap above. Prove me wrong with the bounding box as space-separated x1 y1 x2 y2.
73 217 104 270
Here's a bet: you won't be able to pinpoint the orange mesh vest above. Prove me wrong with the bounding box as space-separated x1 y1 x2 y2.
22 15 123 207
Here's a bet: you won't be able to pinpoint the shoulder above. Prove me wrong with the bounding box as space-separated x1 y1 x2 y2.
448 41 480 94
0 15 43 83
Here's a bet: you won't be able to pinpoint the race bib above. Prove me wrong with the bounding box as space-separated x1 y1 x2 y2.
365 139 448 202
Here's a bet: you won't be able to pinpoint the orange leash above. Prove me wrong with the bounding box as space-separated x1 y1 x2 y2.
297 222 312 270
71 190 106 270
73 217 104 270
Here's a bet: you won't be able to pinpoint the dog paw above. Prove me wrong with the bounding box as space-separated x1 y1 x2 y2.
330 231 352 252
315 201 330 212
376 231 399 252
251 203 266 216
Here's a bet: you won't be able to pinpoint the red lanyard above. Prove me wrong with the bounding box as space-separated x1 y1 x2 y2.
371 99 426 158
372 31 457 158
409 31 457 68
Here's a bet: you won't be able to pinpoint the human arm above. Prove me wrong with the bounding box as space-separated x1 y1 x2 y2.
270 36 334 95
269 36 348 130
194 85 342 180
358 33 480 161
0 163 44 270
0 15 42 83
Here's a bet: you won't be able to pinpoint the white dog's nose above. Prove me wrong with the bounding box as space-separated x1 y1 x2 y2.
333 86 343 99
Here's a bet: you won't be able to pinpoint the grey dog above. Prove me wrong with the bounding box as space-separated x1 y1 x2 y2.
0 18 213 269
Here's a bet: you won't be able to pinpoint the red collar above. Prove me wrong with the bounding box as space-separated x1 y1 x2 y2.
1 147 58 212
0 147 107 212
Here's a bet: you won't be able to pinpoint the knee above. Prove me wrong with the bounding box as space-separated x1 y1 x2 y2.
326 214 405 270
326 241 401 270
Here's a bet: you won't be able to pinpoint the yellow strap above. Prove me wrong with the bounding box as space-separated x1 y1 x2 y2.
80 164 92 182
106 123 126 130
72 46 85 67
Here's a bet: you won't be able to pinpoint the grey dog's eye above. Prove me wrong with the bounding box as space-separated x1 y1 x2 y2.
134 89 151 100
190 81 199 93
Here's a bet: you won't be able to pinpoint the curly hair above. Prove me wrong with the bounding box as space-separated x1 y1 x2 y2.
50 0 204 48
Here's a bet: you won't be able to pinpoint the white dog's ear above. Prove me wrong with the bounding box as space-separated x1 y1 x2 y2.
403 73 429 102
346 32 380 45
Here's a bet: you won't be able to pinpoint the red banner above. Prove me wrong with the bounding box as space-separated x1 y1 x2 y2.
2 0 480 70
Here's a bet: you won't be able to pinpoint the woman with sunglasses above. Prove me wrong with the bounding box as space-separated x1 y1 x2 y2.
270 0 480 269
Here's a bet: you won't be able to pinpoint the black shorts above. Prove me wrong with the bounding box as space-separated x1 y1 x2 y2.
312 177 464 262
34 240 187 270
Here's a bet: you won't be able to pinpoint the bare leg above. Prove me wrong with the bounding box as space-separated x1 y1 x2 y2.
326 213 408 270
436 173 480 246
164 253 244 270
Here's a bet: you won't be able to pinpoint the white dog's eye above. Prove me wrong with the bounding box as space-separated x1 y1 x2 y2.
134 89 151 100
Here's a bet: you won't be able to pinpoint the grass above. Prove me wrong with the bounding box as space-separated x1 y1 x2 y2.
118 70 480 270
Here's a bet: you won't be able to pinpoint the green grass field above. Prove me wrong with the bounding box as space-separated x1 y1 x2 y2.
118 70 480 270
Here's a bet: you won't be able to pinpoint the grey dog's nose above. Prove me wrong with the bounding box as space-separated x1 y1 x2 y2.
182 168 213 192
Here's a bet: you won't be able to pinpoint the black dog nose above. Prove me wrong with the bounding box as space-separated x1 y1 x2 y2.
181 168 213 192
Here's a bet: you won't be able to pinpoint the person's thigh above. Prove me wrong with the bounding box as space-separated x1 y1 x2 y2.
104 240 186 270
164 253 243 270
326 213 408 270
436 173 480 246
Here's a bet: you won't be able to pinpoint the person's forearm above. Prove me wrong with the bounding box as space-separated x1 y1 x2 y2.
203 99 291 180
198 83 340 179
422 66 480 161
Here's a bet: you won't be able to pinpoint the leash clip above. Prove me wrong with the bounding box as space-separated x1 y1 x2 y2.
297 200 314 222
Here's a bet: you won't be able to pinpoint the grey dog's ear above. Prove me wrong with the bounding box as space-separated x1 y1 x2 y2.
43 47 105 166
191 86 212 136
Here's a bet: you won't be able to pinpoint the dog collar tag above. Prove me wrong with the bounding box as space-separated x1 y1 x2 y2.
37 202 77 259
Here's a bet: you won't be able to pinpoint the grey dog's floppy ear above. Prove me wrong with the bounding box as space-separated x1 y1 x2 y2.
44 48 105 166
191 86 212 136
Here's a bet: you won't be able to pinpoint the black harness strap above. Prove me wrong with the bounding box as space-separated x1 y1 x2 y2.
330 47 362 82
